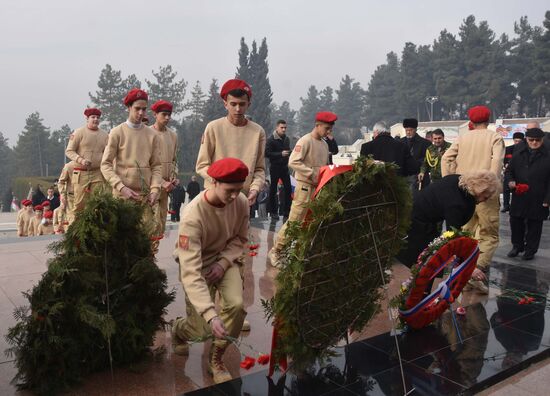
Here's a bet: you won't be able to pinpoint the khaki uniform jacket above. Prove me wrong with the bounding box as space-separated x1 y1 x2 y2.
441 129 505 179
196 117 266 193
175 191 249 323
16 209 32 236
289 133 329 186
38 223 54 235
27 216 41 236
101 123 163 194
53 207 67 233
58 161 76 197
152 126 178 181
65 126 109 170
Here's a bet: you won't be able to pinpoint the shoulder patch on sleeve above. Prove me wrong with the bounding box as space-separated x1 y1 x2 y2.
294 145 301 153
179 235 189 250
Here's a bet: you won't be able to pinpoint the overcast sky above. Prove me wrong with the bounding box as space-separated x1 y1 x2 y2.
0 0 547 145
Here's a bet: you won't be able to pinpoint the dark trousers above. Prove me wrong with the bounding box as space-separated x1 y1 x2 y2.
268 167 292 217
171 203 182 222
510 216 544 254
502 178 511 210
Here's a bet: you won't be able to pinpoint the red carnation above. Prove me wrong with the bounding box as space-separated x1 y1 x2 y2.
518 298 527 305
240 356 256 370
257 354 270 365
514 184 529 195
168 210 176 215
456 307 466 316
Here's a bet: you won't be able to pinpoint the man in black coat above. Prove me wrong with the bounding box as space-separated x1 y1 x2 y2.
265 120 292 220
186 175 201 202
501 132 525 212
400 118 431 190
360 121 418 177
505 128 550 260
170 183 186 222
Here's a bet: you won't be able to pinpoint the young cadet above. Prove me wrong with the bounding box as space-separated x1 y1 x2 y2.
16 199 33 237
101 88 163 241
58 161 76 224
195 79 265 207
27 205 43 236
150 100 178 235
53 203 68 234
269 111 337 266
172 158 249 384
38 211 55 235
65 108 108 215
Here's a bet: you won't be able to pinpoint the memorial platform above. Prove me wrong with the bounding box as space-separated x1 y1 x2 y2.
0 216 549 395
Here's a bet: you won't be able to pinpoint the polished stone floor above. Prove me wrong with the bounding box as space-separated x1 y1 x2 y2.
0 216 549 395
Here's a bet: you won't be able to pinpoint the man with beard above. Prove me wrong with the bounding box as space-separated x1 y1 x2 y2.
401 118 431 190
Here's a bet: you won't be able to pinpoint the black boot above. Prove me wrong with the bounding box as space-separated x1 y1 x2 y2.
507 247 524 258
522 251 535 261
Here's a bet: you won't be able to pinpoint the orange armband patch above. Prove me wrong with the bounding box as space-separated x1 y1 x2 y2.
179 235 189 250
294 145 301 153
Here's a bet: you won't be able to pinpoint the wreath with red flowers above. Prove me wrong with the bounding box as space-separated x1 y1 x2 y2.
391 229 479 330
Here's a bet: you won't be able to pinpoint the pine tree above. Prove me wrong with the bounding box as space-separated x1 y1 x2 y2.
399 43 435 120
510 16 543 116
47 124 72 177
202 79 226 123
185 81 206 123
272 101 297 134
145 65 187 117
333 75 365 144
298 85 322 134
14 112 51 177
236 37 251 83
432 30 466 119
0 132 15 210
533 11 550 116
365 52 401 126
6 191 174 394
89 64 128 130
319 87 335 111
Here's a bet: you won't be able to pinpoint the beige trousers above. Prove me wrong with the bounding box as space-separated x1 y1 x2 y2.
462 195 500 269
172 265 246 348
157 188 169 235
71 168 104 214
274 180 316 252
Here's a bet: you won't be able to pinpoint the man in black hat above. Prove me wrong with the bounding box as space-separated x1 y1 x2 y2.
501 132 525 213
400 118 431 190
505 128 550 261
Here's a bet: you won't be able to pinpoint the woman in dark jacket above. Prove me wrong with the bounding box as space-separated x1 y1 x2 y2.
505 128 550 260
397 171 499 282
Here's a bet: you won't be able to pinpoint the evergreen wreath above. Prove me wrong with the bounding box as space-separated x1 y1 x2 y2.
263 157 411 370
5 191 175 395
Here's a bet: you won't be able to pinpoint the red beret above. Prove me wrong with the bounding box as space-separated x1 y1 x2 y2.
44 211 53 219
468 106 491 123
84 108 102 117
123 88 148 106
151 100 173 113
220 79 252 100
22 199 32 206
34 205 43 211
41 201 51 207
316 111 338 124
207 158 249 183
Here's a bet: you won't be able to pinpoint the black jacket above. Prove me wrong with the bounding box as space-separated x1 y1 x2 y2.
323 136 339 165
265 132 291 169
360 134 418 176
400 134 431 171
170 184 186 206
186 181 201 201
505 145 550 220
397 174 476 267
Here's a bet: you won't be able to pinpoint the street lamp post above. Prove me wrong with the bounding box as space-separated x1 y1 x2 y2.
426 96 439 121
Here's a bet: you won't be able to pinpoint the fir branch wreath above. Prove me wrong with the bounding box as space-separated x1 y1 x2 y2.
263 157 411 370
5 191 175 395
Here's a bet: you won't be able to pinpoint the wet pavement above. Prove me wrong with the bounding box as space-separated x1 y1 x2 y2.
0 215 549 395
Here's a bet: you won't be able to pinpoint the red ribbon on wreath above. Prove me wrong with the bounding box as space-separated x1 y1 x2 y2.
399 237 479 329
514 183 529 195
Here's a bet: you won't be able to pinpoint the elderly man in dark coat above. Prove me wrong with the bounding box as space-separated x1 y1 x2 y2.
505 128 550 261
360 121 418 177
400 118 431 190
